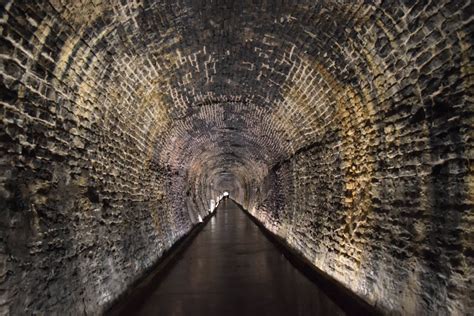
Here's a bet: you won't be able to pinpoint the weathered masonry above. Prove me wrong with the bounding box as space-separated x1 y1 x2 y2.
0 1 472 315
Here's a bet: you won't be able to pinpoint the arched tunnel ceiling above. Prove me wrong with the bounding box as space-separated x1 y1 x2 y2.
40 0 425 196
0 0 472 314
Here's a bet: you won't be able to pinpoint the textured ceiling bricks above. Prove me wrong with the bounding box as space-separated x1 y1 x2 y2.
0 0 472 315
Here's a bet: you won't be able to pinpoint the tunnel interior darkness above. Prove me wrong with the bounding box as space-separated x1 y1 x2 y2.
0 0 472 315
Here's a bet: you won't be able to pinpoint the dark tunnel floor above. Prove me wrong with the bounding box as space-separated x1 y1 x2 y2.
133 199 346 316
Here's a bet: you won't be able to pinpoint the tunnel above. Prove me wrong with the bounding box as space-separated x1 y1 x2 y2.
0 0 472 315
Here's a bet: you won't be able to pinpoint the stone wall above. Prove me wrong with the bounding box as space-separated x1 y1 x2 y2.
0 1 199 313
243 1 473 314
0 0 472 314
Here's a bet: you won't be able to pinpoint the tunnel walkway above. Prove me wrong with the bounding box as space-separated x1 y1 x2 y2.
125 199 347 315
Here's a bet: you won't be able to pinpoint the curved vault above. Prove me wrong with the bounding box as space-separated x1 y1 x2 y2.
0 0 472 315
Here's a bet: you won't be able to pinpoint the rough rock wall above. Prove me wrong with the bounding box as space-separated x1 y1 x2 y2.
246 2 474 315
0 1 199 314
0 0 472 315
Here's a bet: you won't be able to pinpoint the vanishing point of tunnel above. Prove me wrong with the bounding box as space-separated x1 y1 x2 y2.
0 1 472 315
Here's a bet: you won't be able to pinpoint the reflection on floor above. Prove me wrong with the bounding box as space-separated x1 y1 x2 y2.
133 199 346 316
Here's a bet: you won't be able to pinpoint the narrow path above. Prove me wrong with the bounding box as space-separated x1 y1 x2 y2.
135 199 346 316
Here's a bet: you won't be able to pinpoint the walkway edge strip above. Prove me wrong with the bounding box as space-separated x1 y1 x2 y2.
104 210 216 316
234 200 382 316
